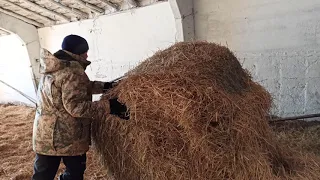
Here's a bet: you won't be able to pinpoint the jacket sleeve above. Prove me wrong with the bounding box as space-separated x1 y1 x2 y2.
91 81 104 94
61 72 109 119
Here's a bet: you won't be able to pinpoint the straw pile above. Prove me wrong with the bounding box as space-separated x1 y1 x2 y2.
92 42 320 180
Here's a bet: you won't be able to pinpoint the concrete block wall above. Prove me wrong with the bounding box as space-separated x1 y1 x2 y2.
38 2 176 87
194 0 320 117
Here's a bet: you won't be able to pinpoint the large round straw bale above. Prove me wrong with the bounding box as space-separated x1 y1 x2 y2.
92 42 320 180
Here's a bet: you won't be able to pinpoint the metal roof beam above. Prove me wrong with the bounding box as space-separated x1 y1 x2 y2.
43 0 88 18
21 0 70 21
73 0 104 14
0 28 10 35
0 0 55 25
99 0 118 11
125 0 138 7
0 7 44 27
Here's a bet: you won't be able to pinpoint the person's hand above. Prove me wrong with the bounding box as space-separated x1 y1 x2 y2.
103 82 118 93
109 98 130 120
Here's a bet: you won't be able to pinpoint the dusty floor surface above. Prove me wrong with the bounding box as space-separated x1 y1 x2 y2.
0 104 319 180
0 104 108 180
271 120 320 156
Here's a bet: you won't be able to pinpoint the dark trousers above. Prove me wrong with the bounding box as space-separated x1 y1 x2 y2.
32 153 86 180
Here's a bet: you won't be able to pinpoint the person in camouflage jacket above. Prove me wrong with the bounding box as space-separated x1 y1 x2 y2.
32 35 128 180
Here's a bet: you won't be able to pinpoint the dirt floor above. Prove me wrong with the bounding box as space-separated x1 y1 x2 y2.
0 104 319 180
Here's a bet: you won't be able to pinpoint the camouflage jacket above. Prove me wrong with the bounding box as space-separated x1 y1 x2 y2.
33 49 108 156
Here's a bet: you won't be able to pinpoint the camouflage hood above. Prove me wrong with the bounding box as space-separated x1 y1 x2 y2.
40 49 91 74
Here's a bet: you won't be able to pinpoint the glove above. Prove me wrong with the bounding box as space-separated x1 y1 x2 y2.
103 82 118 93
109 98 130 120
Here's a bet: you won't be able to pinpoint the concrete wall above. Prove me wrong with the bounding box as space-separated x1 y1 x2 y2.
38 2 176 83
0 34 36 106
169 0 195 41
194 0 320 117
0 12 40 88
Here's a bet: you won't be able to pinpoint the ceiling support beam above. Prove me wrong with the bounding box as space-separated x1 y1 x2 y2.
21 0 70 21
43 0 88 18
0 7 44 27
0 28 10 35
99 0 118 11
73 0 104 14
125 0 138 7
0 0 55 25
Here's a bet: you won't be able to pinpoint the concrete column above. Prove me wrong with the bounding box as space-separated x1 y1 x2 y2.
169 0 195 42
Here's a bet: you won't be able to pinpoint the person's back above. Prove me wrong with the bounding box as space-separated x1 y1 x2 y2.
32 35 128 180
34 48 98 156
